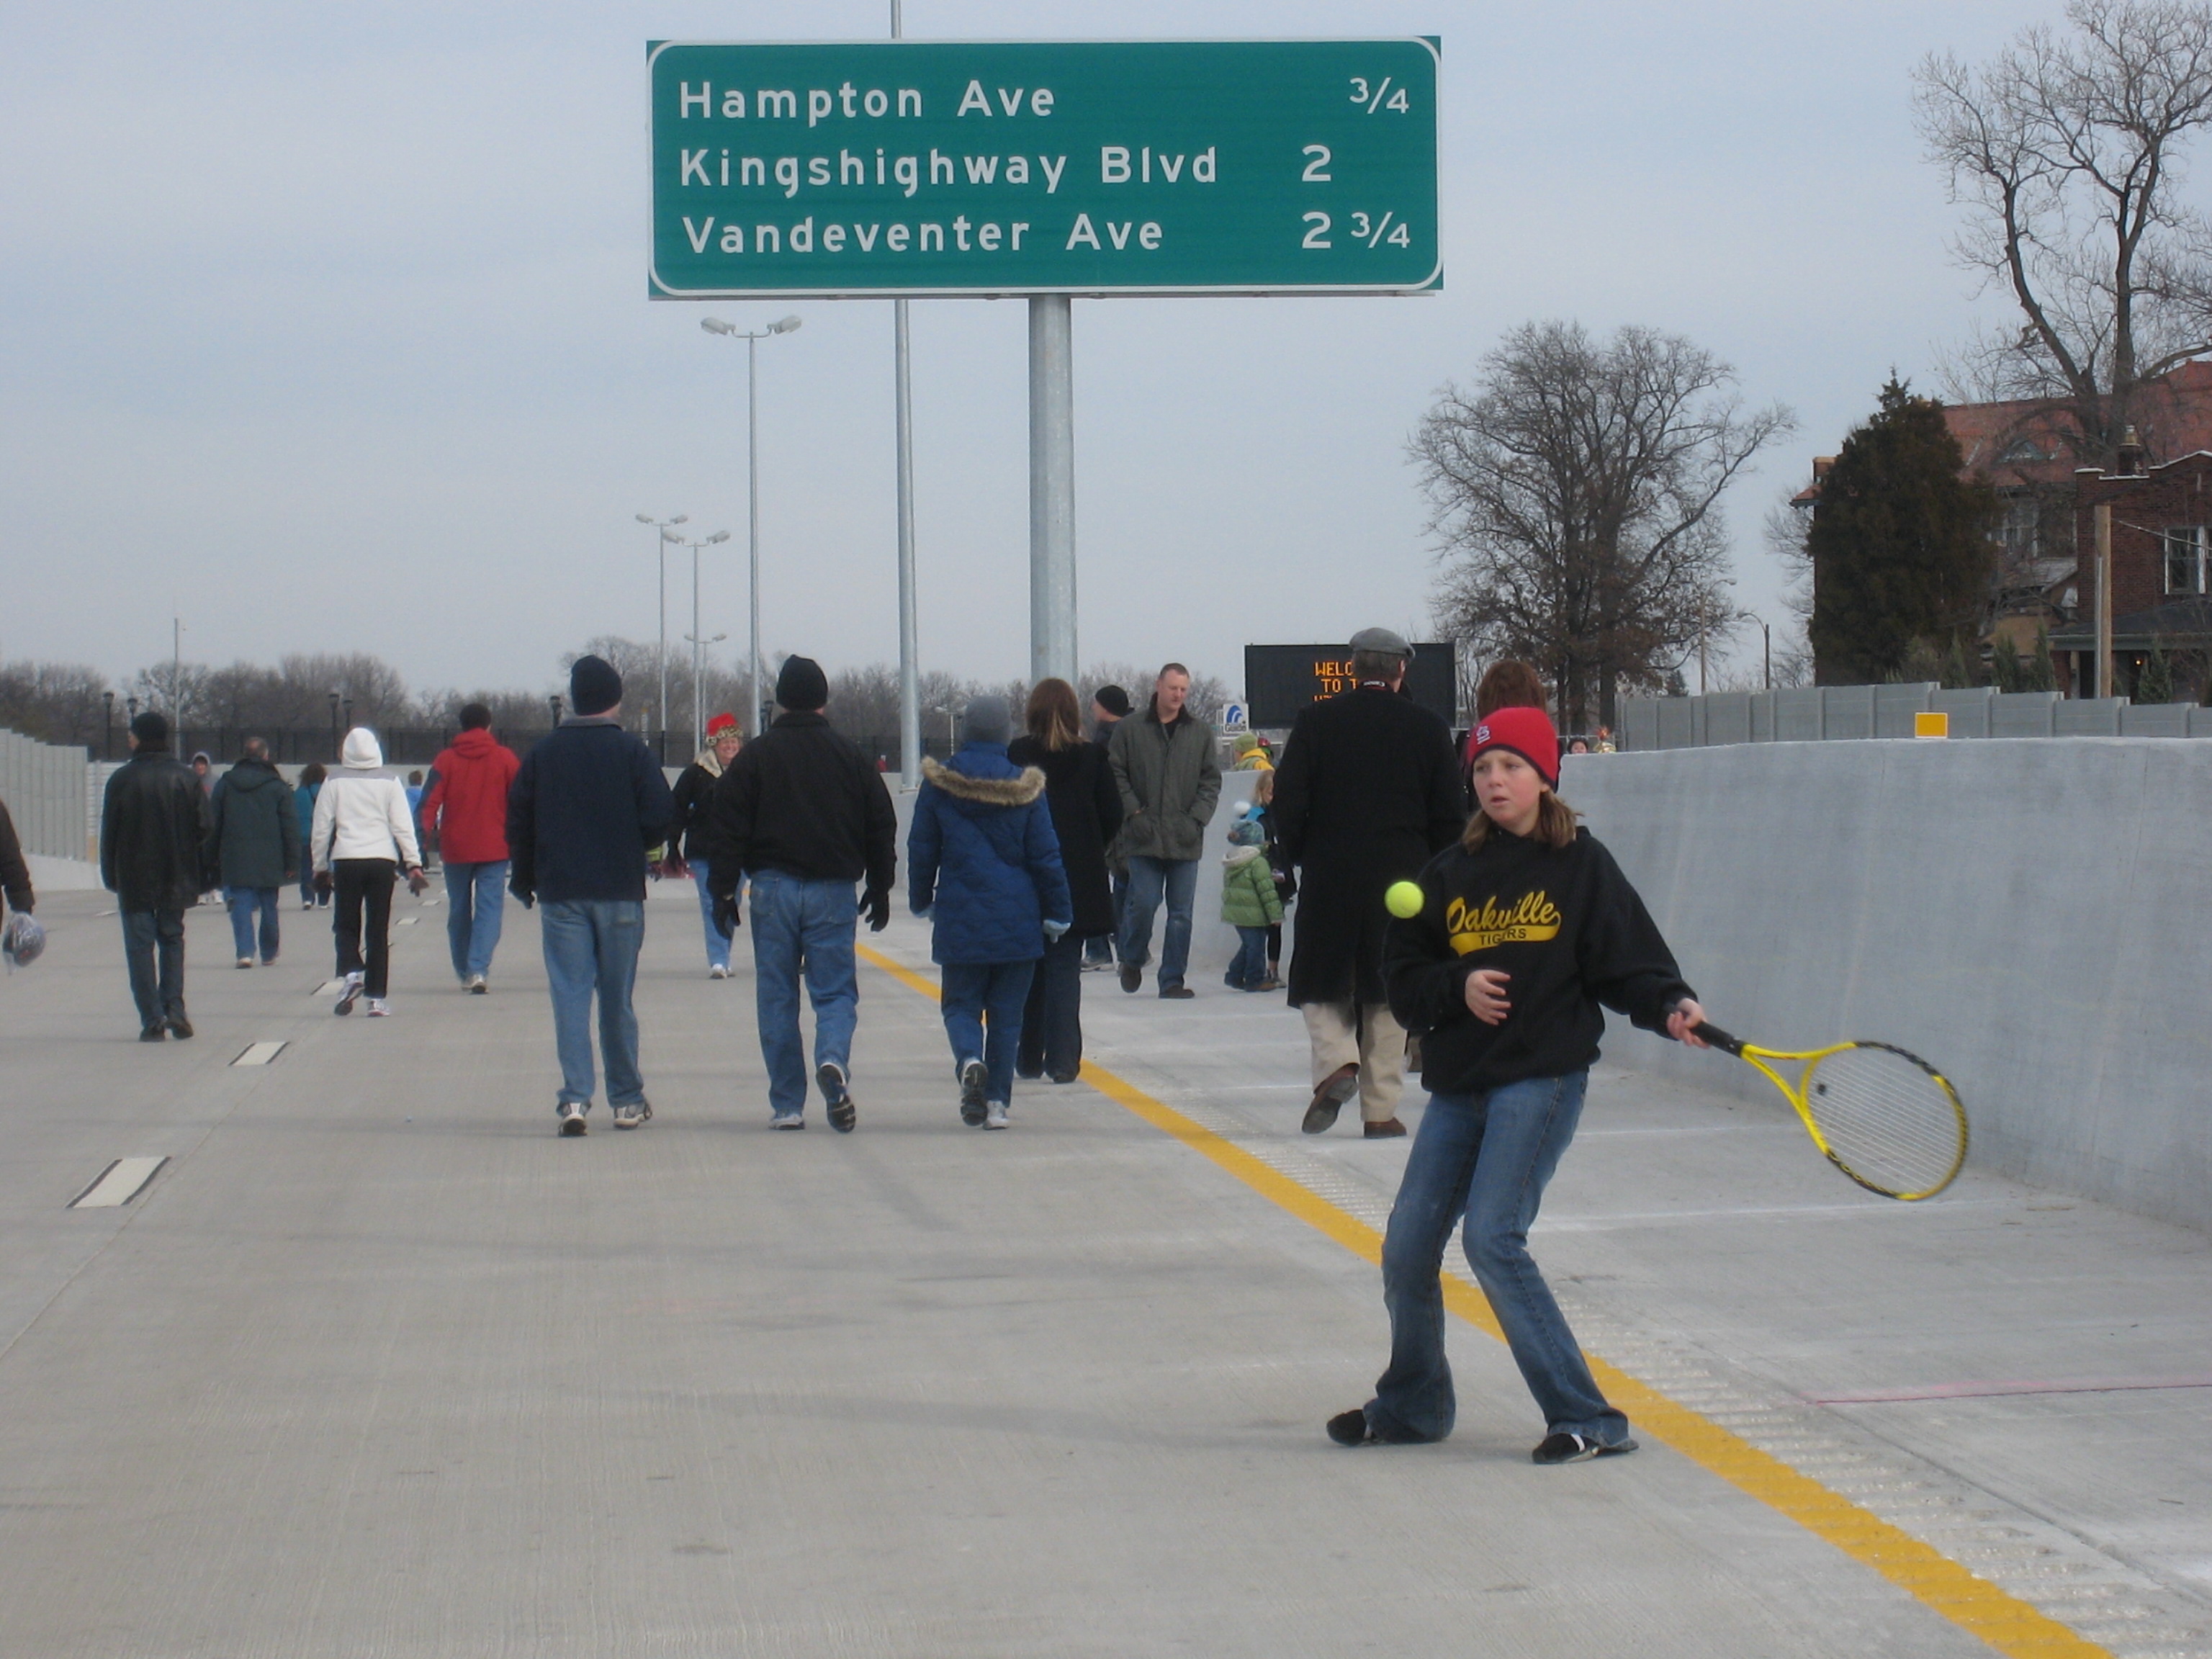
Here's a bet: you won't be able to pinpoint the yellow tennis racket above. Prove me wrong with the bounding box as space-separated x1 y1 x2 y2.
1691 1023 1969 1200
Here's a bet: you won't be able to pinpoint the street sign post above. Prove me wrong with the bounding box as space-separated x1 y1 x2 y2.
647 39 1441 297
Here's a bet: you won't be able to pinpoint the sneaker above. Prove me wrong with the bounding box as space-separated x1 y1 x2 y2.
1119 962 1142 994
166 1013 194 1040
334 974 364 1016
1048 1069 1079 1085
984 1100 1010 1130
235 956 254 970
1363 1117 1407 1139
366 998 390 1017
817 1062 856 1133
958 1058 988 1126
770 1112 806 1130
1531 1431 1637 1465
261 953 279 968
558 1103 588 1137
709 963 730 980
1327 1409 1379 1447
139 1022 166 1043
613 1100 652 1130
1303 1064 1359 1134
467 973 487 994
1159 984 1195 1000
1251 976 1284 992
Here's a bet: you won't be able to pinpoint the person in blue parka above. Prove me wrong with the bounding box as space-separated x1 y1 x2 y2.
909 695 1073 1132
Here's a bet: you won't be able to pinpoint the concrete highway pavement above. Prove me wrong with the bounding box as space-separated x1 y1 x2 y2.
0 882 2204 1657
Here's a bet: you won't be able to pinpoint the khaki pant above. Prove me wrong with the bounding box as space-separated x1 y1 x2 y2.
1302 999 1406 1123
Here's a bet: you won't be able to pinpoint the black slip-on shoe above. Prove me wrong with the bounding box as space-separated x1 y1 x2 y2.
1159 984 1195 1000
165 1015 194 1040
138 1023 166 1043
1118 963 1142 994
1327 1409 1380 1447
1531 1431 1637 1465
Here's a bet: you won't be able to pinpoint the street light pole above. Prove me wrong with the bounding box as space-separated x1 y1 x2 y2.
665 529 732 752
635 512 688 762
701 315 801 737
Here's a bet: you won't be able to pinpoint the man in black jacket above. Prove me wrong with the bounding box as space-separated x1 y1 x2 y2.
101 711 215 1040
507 656 674 1136
708 655 896 1132
1271 629 1467 1139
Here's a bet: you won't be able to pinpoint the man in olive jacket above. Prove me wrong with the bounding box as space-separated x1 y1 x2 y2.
208 737 300 968
102 711 215 1040
1107 662 1222 999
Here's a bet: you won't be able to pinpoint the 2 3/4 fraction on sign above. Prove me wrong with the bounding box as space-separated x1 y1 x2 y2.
1300 210 1412 249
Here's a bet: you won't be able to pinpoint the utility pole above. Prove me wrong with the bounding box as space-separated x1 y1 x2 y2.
2095 501 2113 699
892 0 922 787
1029 295 1077 684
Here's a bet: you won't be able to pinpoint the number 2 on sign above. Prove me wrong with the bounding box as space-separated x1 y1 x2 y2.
1302 212 1331 248
1348 76 1412 113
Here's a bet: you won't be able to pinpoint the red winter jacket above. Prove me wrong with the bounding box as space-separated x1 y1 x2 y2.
420 728 521 864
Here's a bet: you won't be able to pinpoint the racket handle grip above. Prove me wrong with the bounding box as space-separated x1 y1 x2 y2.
1690 1020 1745 1056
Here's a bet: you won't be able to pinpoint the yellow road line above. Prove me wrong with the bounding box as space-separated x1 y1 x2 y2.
854 943 2109 1659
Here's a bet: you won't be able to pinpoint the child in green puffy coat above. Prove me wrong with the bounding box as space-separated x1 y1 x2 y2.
1220 806 1284 992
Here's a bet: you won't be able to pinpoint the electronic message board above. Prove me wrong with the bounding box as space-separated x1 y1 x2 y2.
1244 643 1457 729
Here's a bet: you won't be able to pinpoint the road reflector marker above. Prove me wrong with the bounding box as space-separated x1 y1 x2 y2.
70 1156 168 1210
398 917 418 926
231 1040 287 1067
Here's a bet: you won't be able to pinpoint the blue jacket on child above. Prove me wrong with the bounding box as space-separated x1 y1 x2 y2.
909 743 1073 965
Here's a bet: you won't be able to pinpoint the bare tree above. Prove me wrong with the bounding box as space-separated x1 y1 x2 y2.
1915 0 2212 462
1413 320 1793 731
0 659 112 747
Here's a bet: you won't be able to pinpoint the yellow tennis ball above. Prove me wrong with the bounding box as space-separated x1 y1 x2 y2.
1385 880 1425 919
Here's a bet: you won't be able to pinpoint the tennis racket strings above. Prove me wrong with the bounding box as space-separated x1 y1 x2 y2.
1803 1043 1968 1200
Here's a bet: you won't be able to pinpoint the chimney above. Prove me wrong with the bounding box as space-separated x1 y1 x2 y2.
1811 455 1836 482
2117 424 2146 476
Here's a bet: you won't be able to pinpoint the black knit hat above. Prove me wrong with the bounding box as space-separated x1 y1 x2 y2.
130 710 169 745
1092 684 1132 719
775 655 829 711
569 655 622 716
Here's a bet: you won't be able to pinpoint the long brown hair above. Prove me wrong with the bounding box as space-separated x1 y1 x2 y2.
1462 789 1578 851
1475 660 1547 718
1025 677 1082 752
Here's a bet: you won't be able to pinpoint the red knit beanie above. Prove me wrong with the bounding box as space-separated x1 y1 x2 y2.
1469 706 1560 788
706 712 739 739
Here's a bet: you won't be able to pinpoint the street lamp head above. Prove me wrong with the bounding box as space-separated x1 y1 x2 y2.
673 513 688 524
702 317 735 336
635 512 654 523
770 315 803 334
706 530 732 544
662 528 683 543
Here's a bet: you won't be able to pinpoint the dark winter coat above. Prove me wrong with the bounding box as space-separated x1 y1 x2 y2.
1007 734 1122 939
708 712 897 900
1384 827 1694 1096
419 727 520 864
0 798 31 912
208 757 301 889
506 718 673 904
670 752 730 864
1107 703 1221 863
101 746 214 912
1270 685 1467 1007
908 746 1072 966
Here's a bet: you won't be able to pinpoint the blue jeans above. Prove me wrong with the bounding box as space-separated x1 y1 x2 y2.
940 959 1036 1105
1119 855 1197 992
1368 1073 1627 1447
1225 925 1269 989
691 858 732 971
1017 928 1084 1078
442 859 507 979
120 909 186 1027
539 899 645 1110
748 870 859 1119
226 887 281 962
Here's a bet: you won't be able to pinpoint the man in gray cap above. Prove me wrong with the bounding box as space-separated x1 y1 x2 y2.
1269 629 1466 1138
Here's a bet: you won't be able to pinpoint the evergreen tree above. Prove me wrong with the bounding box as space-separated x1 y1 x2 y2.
1942 637 1975 690
2026 624 2057 693
1807 379 1997 683
1990 634 2023 693
2137 638 2175 704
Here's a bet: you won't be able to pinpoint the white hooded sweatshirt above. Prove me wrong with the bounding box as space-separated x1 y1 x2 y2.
312 728 423 873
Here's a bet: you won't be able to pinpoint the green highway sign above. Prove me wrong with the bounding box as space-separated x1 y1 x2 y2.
647 39 1440 298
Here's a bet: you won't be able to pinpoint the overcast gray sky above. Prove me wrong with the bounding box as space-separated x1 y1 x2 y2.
0 0 2038 701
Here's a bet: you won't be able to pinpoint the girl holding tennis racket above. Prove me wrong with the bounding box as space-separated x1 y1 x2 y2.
1328 706 1709 1465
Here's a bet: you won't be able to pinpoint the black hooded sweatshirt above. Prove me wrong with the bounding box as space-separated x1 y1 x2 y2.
1383 824 1694 1097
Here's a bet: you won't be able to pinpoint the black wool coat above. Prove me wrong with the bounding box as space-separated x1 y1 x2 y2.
101 748 215 912
1007 734 1123 939
1269 685 1467 1007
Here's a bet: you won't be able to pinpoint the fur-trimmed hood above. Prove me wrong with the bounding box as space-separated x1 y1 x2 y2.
921 754 1046 806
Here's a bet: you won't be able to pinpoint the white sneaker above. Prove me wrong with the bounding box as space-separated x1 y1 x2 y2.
466 973 487 994
334 973 364 1016
984 1100 1010 1130
366 998 390 1017
709 963 730 980
558 1102 588 1136
235 956 253 970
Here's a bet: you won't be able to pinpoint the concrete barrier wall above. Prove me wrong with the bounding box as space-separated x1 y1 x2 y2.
1560 740 2212 1231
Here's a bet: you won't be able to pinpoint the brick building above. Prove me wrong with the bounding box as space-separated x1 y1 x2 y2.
2051 448 2212 701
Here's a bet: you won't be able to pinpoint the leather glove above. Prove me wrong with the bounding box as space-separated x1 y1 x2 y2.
713 894 741 937
508 874 535 909
860 889 890 932
314 871 333 901
406 868 430 896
